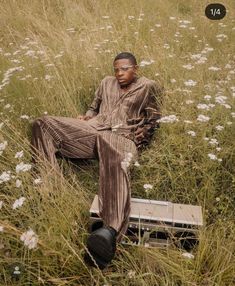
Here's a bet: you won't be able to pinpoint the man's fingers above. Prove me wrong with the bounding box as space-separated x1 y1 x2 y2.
134 128 144 135
135 133 144 140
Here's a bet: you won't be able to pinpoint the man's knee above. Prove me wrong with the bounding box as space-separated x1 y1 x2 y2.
31 115 51 130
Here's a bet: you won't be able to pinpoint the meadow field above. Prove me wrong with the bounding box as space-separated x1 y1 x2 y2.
0 0 235 285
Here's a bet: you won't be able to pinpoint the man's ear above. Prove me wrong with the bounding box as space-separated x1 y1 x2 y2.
134 65 139 73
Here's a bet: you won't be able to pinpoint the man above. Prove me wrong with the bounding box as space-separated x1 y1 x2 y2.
31 52 164 269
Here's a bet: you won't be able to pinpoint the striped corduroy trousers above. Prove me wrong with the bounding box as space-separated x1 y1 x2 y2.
31 115 138 242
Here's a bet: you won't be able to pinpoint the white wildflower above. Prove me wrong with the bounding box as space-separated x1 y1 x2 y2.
208 66 221 71
170 79 177 83
185 100 194 104
190 53 202 60
197 103 210 110
0 171 11 184
0 141 8 155
121 161 130 171
208 153 217 160
121 152 134 172
184 120 193 124
216 147 221 151
216 34 227 41
182 64 194 70
215 197 220 202
134 161 140 167
24 50 36 57
102 15 110 19
204 137 209 141
182 252 194 259
215 125 224 131
231 112 235 118
4 104 11 109
209 138 218 146
158 115 178 123
225 64 232 69
12 197 26 209
197 57 207 64
215 95 227 104
15 150 24 159
15 162 32 173
45 75 53 81
223 104 231 109
139 60 154 67
204 95 211 100
227 121 232 125
143 184 153 190
197 115 210 122
0 226 4 232
20 229 38 249
33 178 42 185
20 115 29 119
184 79 197 86
187 131 196 137
16 179 22 188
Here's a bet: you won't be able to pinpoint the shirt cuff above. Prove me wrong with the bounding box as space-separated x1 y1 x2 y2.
85 110 97 117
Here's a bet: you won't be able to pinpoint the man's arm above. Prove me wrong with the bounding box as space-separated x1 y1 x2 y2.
134 82 164 150
85 82 103 118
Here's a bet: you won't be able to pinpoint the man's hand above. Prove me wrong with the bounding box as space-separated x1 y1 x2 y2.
77 115 92 121
134 127 146 142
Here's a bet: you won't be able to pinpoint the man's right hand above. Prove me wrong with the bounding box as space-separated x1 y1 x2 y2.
77 115 92 121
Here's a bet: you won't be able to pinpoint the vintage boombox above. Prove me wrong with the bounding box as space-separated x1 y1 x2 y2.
89 195 203 249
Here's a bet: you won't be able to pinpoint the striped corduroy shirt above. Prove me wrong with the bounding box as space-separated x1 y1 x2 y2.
85 76 164 151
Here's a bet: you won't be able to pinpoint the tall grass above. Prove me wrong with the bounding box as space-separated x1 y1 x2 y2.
0 0 235 285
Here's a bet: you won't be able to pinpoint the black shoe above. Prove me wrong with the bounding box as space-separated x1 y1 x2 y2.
89 220 104 233
85 226 117 269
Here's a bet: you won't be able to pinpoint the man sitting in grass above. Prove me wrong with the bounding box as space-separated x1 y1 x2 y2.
31 52 164 269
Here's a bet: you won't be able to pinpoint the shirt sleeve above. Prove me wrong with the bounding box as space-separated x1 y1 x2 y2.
134 82 164 151
85 81 103 117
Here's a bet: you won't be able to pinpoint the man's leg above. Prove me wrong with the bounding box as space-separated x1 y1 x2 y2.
96 131 138 243
31 115 98 171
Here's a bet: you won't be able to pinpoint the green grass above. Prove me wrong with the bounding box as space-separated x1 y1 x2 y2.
0 0 235 285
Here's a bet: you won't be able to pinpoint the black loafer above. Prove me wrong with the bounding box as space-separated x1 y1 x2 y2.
85 226 117 269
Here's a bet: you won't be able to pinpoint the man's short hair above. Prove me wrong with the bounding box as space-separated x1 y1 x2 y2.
114 52 137 65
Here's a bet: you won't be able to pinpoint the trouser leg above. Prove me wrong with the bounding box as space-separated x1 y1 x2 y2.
31 117 61 170
96 131 138 242
31 116 98 170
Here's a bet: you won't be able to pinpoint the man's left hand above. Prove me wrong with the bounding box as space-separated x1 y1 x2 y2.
134 127 146 142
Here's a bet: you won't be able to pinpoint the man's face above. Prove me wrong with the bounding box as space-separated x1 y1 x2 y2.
113 59 138 87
